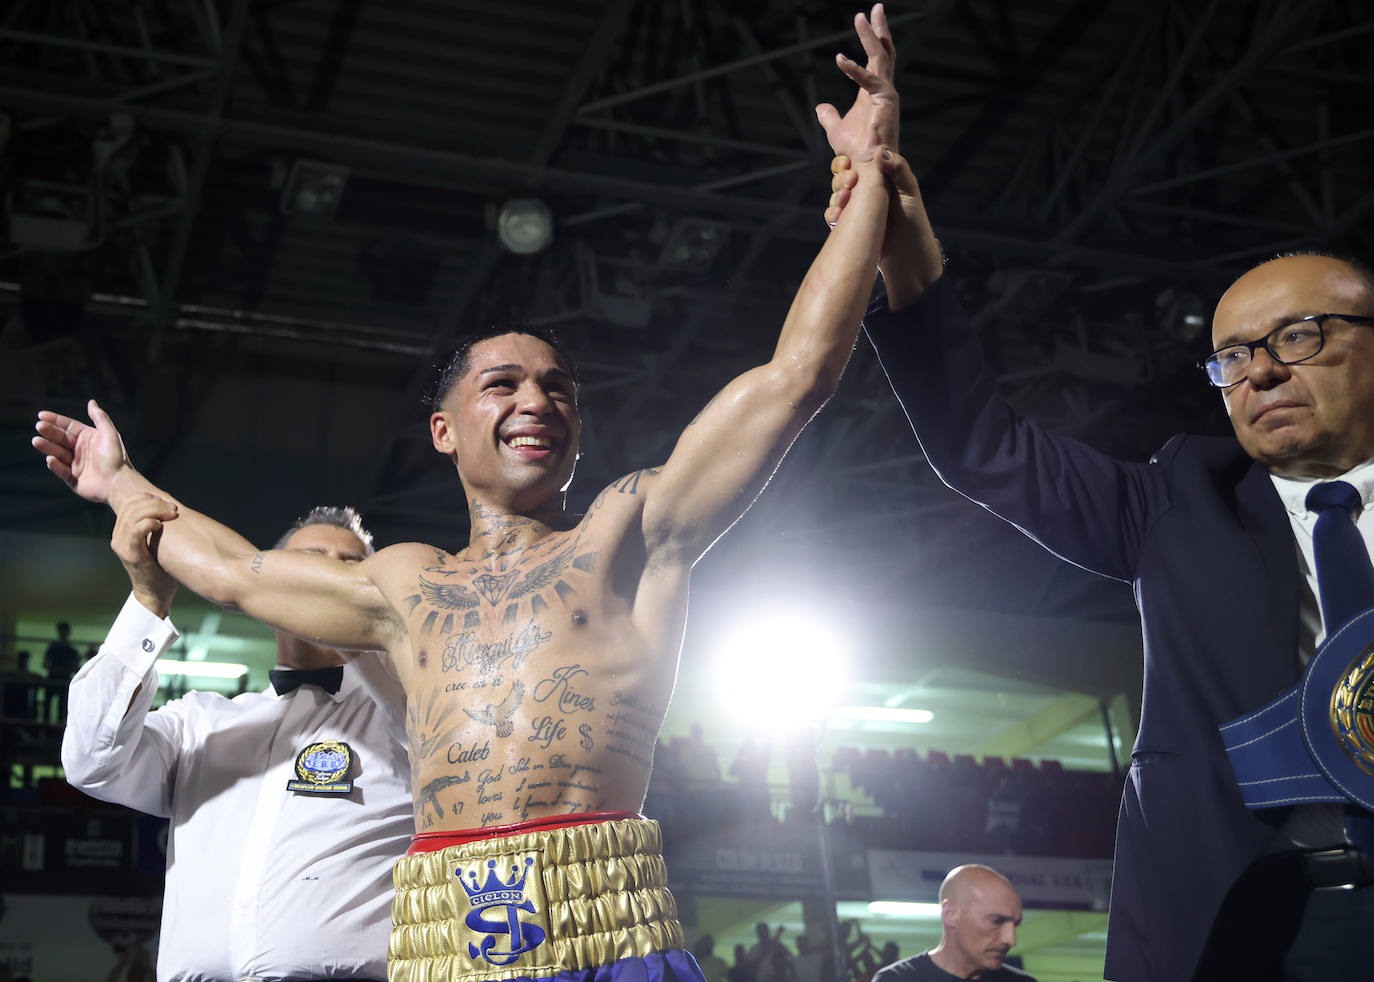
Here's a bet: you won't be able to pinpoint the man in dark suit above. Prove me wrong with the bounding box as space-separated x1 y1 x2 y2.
819 58 1374 982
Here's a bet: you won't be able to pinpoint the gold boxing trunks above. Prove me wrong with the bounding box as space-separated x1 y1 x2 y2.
389 812 685 982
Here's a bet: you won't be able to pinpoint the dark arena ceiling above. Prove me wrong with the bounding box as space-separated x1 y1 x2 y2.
3 0 1374 635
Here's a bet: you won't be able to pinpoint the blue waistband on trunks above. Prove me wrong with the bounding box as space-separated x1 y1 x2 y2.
445 949 708 982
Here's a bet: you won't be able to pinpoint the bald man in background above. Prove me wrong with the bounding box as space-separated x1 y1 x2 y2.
873 865 1032 982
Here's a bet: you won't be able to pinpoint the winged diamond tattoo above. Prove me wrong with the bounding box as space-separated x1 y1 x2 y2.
418 577 480 610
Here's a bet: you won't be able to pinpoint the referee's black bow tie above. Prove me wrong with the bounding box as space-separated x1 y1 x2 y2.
269 666 344 696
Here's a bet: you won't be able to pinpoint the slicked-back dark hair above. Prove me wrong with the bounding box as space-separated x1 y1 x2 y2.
425 324 579 412
274 505 374 553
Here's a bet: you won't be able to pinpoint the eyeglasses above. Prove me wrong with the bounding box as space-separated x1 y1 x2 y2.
1200 313 1374 387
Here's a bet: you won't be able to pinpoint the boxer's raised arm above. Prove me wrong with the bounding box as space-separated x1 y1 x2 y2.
638 158 889 572
34 402 399 651
633 6 895 576
815 3 941 310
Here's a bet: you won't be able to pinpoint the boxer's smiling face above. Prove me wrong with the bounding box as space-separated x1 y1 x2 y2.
431 332 581 507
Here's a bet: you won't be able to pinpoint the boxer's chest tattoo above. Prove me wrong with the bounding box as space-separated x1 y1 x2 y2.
402 529 599 676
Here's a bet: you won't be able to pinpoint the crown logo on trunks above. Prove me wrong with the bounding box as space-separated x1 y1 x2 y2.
458 857 535 906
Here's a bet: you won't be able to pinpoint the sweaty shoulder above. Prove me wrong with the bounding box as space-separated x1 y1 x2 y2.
582 468 665 544
355 542 447 634
365 542 442 580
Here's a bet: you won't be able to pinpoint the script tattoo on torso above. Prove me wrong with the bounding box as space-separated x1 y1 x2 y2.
398 471 672 829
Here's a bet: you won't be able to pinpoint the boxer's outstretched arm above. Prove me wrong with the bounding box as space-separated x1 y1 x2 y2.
636 9 894 574
33 402 399 651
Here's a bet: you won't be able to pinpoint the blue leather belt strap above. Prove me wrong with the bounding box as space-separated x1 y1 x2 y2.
1220 607 1374 813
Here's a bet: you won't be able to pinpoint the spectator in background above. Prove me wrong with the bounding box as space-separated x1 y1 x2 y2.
728 944 757 982
644 737 687 825
42 621 79 722
792 933 832 982
730 737 772 820
679 721 722 787
984 774 1026 854
785 732 821 819
748 923 796 982
850 939 882 982
693 934 729 982
3 650 43 720
873 865 1033 981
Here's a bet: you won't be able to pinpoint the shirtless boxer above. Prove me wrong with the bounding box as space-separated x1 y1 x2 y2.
34 7 899 980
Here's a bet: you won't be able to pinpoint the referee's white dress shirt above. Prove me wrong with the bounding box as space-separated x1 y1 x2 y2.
62 594 413 982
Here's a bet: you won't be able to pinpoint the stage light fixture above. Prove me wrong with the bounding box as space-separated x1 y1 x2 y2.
658 218 727 271
280 160 350 219
497 197 554 254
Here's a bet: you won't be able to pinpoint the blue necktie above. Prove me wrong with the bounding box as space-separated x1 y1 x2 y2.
1304 480 1374 856
1305 481 1374 633
269 666 344 696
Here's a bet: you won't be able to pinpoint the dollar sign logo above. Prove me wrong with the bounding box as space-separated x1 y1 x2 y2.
579 724 594 750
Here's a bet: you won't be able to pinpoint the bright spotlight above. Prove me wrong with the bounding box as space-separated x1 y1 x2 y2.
868 901 942 918
711 609 850 734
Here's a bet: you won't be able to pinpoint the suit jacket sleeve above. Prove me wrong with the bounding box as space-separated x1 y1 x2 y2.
61 593 185 817
863 275 1171 583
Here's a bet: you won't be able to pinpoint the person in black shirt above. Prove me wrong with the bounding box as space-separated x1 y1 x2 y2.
872 866 1034 981
42 620 79 722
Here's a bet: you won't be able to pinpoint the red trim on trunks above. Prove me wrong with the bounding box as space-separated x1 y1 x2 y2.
406 810 643 855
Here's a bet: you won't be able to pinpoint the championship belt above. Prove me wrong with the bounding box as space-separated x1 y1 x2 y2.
1221 606 1374 812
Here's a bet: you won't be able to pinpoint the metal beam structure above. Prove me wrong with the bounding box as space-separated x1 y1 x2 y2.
1 0 1371 706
